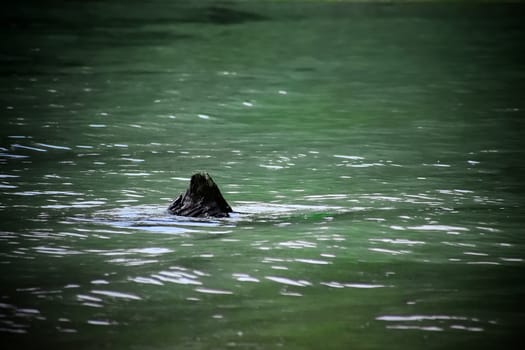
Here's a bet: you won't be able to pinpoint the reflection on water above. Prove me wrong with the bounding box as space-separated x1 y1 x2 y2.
376 314 491 333
1 0 525 349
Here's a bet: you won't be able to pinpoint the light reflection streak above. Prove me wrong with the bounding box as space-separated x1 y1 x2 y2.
87 319 115 326
377 314 489 333
466 261 500 265
278 240 317 249
153 274 196 285
450 325 484 332
232 273 260 283
333 154 364 160
129 247 173 255
463 252 488 256
0 153 29 159
369 248 410 255
57 327 78 333
377 315 468 321
0 174 19 178
153 271 202 285
369 238 425 246
408 225 469 232
91 290 141 300
360 195 402 202
129 277 164 286
11 144 47 152
195 288 233 295
107 258 158 266
0 303 43 334
322 282 386 289
77 294 103 303
33 246 82 256
34 143 71 150
12 190 83 196
0 184 17 189
303 194 348 200
265 276 311 287
500 257 523 262
294 258 331 265
90 279 109 285
42 200 106 209
387 325 443 331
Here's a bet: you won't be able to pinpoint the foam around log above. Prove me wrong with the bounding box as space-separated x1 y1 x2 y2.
167 173 233 218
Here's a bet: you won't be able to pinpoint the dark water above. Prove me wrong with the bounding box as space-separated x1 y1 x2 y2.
1 1 524 349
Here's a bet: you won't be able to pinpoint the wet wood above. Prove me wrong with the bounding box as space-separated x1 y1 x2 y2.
167 172 233 218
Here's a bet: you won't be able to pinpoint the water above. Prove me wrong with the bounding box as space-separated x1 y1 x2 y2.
1 1 524 349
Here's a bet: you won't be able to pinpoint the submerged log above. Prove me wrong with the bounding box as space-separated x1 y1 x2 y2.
167 172 233 218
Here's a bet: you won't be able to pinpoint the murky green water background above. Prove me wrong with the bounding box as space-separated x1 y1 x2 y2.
1 1 524 349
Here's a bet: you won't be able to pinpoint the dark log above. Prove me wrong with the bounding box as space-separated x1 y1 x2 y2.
167 172 233 218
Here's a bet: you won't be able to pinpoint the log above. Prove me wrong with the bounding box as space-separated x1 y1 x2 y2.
167 172 233 218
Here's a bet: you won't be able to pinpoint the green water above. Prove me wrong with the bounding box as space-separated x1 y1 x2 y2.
1 1 524 349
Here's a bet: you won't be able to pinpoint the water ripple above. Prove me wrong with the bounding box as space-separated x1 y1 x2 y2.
408 225 470 233
321 282 387 289
34 143 72 150
130 277 164 286
376 314 492 333
87 319 116 326
91 290 142 300
294 258 331 265
265 276 311 287
232 273 260 283
195 288 233 295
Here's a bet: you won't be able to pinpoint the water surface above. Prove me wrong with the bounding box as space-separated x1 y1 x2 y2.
1 1 524 349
